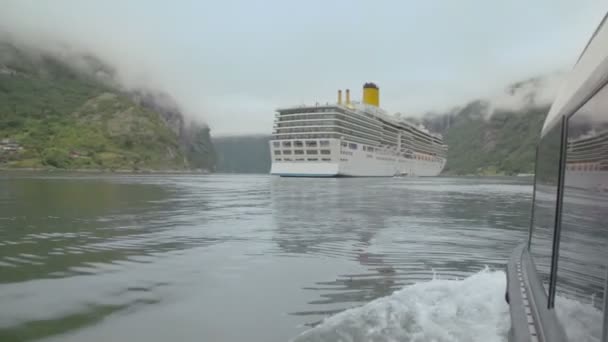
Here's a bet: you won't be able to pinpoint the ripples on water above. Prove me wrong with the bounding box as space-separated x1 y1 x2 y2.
0 174 532 342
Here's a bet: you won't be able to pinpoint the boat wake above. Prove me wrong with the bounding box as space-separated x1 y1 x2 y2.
292 269 510 342
555 295 603 342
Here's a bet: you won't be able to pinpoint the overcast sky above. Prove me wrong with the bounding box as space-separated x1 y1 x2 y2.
0 1 606 135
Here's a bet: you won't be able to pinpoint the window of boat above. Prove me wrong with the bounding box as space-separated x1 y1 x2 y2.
274 150 281 155
341 142 347 147
284 158 292 161
294 150 304 155
321 158 331 161
555 84 608 341
307 158 318 161
529 118 564 298
306 141 317 147
320 150 330 155
348 143 357 150
294 141 303 147
283 150 292 155
275 158 281 161
306 150 318 155
295 158 304 161
273 141 280 147
282 141 291 147
320 140 330 146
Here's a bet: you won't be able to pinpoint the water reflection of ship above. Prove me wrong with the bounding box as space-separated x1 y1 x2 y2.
566 129 608 172
270 179 400 322
565 129 608 191
559 127 608 303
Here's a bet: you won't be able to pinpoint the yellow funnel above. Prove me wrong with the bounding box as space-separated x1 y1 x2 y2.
363 82 379 107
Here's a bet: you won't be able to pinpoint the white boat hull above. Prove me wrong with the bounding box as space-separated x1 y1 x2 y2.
269 139 445 177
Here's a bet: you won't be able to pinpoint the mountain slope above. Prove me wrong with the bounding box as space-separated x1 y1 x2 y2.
214 135 271 173
0 43 215 171
415 102 548 175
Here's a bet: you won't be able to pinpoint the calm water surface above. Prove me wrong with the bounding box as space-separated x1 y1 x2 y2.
0 174 532 341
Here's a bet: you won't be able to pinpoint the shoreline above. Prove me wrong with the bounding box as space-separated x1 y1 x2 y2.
0 168 533 178
0 167 212 174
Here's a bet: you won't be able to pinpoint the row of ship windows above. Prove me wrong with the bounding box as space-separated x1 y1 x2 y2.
277 110 444 144
274 150 331 155
274 152 436 163
340 142 359 150
340 141 440 158
278 111 378 129
277 111 439 142
274 130 442 152
275 127 379 142
566 163 608 171
275 158 332 162
276 118 382 135
274 133 376 145
278 108 336 115
272 140 330 148
273 138 444 159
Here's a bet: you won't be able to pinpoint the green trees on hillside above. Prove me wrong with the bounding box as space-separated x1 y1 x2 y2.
0 44 214 171
440 104 548 175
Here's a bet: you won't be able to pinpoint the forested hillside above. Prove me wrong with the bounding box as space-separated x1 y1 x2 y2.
0 42 215 171
413 101 548 175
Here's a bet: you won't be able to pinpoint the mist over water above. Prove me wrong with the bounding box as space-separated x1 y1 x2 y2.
0 174 533 341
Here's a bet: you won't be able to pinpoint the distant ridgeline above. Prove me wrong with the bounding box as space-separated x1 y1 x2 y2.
214 135 271 173
0 42 215 171
411 101 548 176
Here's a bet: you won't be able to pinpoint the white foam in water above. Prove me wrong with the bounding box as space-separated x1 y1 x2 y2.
292 269 510 342
555 295 603 342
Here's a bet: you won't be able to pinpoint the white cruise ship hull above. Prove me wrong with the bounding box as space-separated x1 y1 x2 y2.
270 139 445 177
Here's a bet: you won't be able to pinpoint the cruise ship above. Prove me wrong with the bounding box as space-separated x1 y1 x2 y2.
269 83 447 177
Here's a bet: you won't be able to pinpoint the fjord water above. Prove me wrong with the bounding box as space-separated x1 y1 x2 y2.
0 174 532 342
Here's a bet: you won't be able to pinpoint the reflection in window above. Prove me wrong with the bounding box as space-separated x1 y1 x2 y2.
530 120 563 296
555 84 608 342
